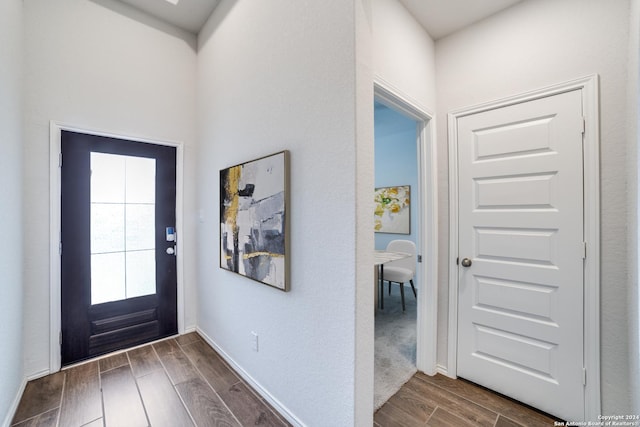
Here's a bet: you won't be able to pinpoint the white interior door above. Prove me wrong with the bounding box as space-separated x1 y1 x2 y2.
456 89 585 420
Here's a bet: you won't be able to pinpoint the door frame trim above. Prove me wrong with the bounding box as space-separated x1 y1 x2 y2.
49 121 186 372
446 75 601 419
374 77 439 374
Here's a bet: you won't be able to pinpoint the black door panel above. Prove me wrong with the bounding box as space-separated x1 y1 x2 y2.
61 131 177 365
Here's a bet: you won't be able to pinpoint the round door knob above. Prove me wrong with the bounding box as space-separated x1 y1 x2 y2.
166 247 175 255
461 258 472 267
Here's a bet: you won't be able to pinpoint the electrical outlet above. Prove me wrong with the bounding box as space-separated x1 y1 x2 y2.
251 331 259 352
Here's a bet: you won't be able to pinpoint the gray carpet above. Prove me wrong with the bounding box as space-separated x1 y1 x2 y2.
374 283 417 410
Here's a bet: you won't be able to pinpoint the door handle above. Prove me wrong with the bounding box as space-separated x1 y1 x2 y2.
166 246 176 256
461 258 472 267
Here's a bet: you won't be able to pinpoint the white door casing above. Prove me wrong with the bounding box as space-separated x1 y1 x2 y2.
374 79 439 375
448 77 601 422
49 121 186 373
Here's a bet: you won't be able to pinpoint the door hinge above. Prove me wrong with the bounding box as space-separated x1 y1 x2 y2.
417 254 423 263
456 257 459 265
582 241 587 259
581 117 586 135
59 331 62 346
59 152 63 168
59 241 62 255
583 368 587 386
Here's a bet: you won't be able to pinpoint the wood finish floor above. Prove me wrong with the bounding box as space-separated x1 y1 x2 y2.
11 333 290 427
13 332 560 427
375 372 560 427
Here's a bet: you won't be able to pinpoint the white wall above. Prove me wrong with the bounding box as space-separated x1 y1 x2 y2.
372 0 437 110
628 0 640 415
435 0 639 414
0 0 24 424
371 0 438 377
22 0 198 377
196 0 373 424
354 2 375 424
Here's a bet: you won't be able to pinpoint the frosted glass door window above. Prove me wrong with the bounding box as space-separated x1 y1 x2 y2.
90 153 156 305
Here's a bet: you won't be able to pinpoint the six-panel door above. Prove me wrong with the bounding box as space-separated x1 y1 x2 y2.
456 90 585 420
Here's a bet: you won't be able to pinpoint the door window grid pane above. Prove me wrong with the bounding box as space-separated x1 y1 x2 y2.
90 153 157 305
126 250 156 299
90 204 125 254
91 253 126 305
91 154 125 203
125 204 156 251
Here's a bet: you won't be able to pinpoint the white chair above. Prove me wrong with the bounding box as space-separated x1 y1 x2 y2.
382 240 417 311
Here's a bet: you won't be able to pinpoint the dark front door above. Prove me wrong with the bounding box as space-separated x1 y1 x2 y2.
61 130 178 366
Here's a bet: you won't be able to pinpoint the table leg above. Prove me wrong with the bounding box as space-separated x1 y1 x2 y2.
379 264 384 310
374 265 378 311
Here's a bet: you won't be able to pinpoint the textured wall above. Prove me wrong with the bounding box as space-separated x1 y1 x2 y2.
371 0 437 380
22 0 198 377
626 0 640 415
372 0 437 110
0 0 24 424
435 0 638 415
196 0 372 424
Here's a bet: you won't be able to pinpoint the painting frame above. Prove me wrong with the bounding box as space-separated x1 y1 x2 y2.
220 150 289 291
374 185 411 235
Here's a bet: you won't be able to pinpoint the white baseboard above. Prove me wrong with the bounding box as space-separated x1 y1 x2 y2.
26 368 51 382
183 325 197 334
436 364 451 377
195 327 304 427
2 377 27 427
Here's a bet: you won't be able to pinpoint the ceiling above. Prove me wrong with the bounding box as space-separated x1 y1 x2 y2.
117 0 220 34
399 0 523 39
116 0 522 39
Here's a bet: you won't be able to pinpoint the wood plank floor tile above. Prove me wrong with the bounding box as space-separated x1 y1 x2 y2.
12 372 64 424
415 373 558 426
128 345 163 378
181 340 239 392
153 339 200 386
175 377 240 427
58 361 101 427
98 352 129 373
137 370 194 427
495 414 526 427
11 408 59 427
383 382 437 423
100 365 148 427
175 332 202 347
219 382 288 427
404 376 498 426
374 401 425 427
426 407 480 427
13 337 298 427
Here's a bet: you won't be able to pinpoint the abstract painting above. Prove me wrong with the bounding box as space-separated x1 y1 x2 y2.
374 185 410 234
220 151 289 290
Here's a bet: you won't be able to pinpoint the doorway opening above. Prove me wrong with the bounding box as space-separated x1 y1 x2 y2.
50 122 186 371
373 81 438 409
373 100 419 408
